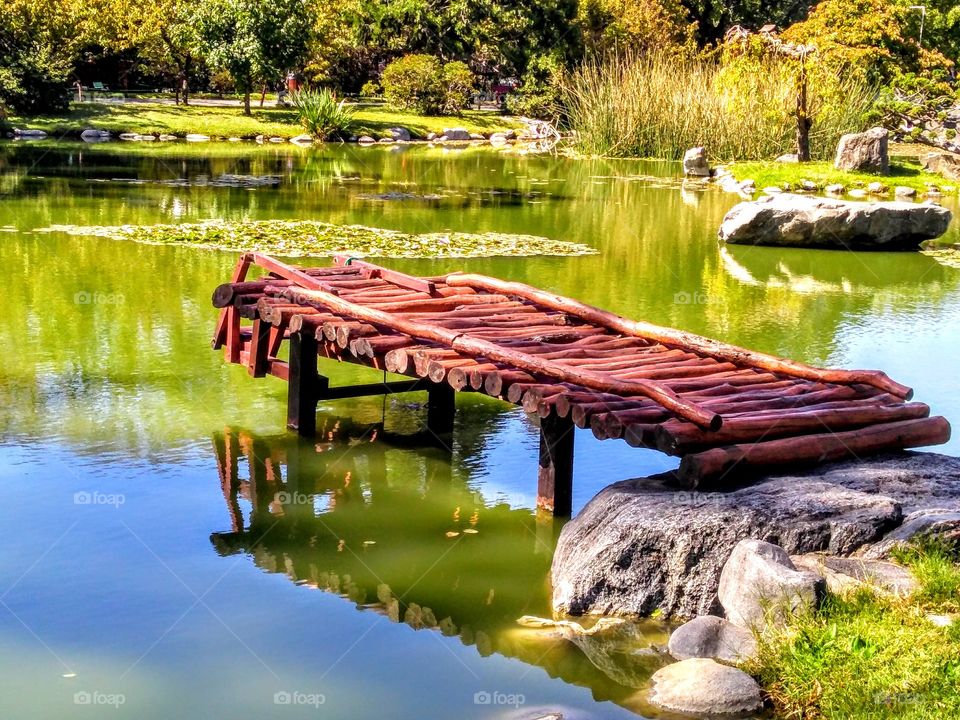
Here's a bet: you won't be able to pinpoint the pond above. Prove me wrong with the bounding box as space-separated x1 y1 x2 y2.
1 140 959 719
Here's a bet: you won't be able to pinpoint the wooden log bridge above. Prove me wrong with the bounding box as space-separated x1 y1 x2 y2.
211 252 950 515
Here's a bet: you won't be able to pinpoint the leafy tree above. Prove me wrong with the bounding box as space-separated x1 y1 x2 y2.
0 0 81 113
193 0 313 115
83 0 200 104
680 0 810 46
782 0 952 83
579 0 696 54
506 53 564 118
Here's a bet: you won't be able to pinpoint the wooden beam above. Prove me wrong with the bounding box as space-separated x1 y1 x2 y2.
538 414 574 516
426 383 456 435
287 331 326 435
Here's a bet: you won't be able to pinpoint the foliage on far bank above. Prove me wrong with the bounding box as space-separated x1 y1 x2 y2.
562 52 875 160
749 539 960 719
42 220 598 258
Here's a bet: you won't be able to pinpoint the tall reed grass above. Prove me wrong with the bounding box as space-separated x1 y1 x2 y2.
562 53 876 160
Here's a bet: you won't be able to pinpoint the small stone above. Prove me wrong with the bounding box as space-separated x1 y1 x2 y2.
357 135 375 144
718 539 825 630
441 127 471 141
185 133 210 142
668 616 758 664
158 134 177 141
269 136 284 143
867 181 888 194
426 132 437 141
848 188 867 198
387 127 411 142
290 133 313 144
762 186 782 195
378 137 393 144
80 128 110 141
469 132 485 141
119 132 139 141
825 183 845 195
792 554 917 597
800 180 817 192
649 658 763 715
683 147 710 177
776 153 799 163
895 186 917 198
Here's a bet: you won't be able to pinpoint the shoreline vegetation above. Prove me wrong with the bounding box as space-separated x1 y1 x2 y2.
725 159 958 196
751 538 960 719
7 102 522 141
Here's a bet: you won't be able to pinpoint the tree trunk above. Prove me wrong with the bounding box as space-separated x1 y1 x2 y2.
244 89 251 116
183 54 191 106
259 84 267 107
795 58 811 162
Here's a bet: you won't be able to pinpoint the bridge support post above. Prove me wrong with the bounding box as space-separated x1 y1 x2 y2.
287 331 327 436
426 383 456 436
537 414 574 516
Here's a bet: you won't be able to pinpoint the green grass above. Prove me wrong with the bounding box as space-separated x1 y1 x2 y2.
728 159 956 195
750 541 960 719
9 102 519 140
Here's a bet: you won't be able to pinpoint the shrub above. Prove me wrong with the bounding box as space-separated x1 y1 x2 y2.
507 54 564 119
359 80 380 98
382 54 444 113
292 89 356 140
441 61 474 114
381 54 476 115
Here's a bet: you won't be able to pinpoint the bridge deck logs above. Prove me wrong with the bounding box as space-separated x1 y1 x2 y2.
211 253 950 513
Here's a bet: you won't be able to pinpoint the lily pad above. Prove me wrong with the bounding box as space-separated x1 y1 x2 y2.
39 219 596 258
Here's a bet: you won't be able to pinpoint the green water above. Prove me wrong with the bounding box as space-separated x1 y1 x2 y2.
1 140 959 719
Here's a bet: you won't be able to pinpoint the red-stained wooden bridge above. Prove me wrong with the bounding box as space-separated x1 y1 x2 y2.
211 253 950 515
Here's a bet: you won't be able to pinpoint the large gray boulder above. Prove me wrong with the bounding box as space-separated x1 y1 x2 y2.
835 126 889 173
718 193 952 249
718 540 825 629
649 658 763 715
683 146 710 176
551 452 960 619
668 615 757 664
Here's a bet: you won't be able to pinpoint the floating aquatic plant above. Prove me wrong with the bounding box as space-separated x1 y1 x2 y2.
39 219 597 258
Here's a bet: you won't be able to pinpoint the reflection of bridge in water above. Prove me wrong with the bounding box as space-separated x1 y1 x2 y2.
210 418 672 715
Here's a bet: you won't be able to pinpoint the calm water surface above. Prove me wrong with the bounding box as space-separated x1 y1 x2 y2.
1 140 959 719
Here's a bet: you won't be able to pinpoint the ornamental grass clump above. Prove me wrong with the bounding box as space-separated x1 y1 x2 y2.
292 88 356 140
563 52 875 160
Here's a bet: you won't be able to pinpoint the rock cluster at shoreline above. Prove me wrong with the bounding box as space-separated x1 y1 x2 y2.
552 451 960 715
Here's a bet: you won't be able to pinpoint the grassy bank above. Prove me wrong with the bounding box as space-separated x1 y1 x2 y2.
8 102 520 140
728 159 956 195
750 538 960 719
